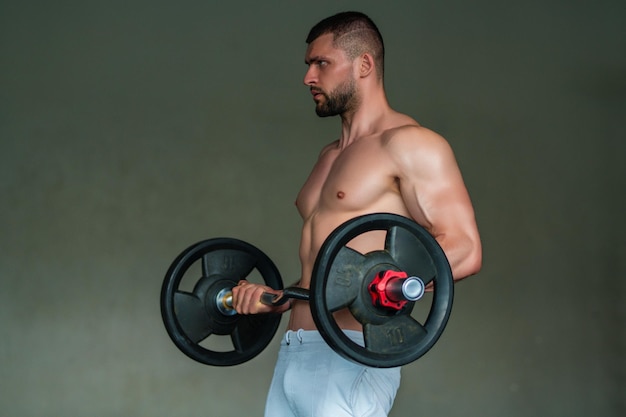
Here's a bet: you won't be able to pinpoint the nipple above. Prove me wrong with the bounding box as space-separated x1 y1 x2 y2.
336 191 345 199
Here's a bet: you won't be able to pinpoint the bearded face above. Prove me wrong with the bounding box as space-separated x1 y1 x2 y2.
313 76 358 117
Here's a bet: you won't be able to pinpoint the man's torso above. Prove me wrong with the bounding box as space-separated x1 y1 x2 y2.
289 121 421 331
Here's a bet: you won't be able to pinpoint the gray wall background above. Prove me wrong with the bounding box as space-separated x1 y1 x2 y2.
1 1 624 416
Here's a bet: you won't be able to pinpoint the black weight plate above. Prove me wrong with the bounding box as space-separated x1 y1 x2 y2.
310 213 453 368
160 238 283 366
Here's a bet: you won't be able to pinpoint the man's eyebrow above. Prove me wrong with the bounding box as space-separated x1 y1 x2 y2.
305 55 327 65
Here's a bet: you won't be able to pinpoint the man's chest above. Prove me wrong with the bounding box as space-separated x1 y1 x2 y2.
296 143 398 217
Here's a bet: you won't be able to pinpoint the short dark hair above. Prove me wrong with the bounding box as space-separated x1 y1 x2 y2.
306 11 385 80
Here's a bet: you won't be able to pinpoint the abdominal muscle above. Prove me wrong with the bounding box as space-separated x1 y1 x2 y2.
287 211 370 332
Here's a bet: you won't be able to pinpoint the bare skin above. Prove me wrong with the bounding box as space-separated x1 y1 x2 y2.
232 33 482 332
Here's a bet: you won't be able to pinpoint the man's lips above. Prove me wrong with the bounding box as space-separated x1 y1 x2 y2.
310 89 323 100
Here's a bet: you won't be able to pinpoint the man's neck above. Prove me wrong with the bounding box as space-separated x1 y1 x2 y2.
337 89 392 149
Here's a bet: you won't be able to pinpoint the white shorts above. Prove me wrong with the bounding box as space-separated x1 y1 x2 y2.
264 330 401 417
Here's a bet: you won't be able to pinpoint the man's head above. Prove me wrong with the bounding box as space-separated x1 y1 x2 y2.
304 12 385 117
306 12 385 81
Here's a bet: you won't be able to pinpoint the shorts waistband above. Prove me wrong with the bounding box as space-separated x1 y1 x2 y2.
282 329 364 346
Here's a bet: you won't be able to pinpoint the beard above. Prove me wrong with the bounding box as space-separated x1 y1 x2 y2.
314 77 357 117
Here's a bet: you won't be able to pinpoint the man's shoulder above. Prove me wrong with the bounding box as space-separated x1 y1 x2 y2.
378 123 454 170
382 123 446 148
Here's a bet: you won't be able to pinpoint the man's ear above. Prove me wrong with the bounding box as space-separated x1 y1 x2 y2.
358 53 375 78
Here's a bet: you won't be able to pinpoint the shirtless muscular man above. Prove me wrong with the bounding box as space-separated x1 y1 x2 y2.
232 11 482 417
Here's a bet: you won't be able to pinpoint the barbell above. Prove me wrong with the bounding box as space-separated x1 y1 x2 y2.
160 213 453 368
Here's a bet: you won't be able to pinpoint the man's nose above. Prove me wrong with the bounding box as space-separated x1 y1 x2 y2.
303 66 317 86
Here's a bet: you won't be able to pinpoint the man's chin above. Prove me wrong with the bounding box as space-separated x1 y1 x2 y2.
315 106 338 118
